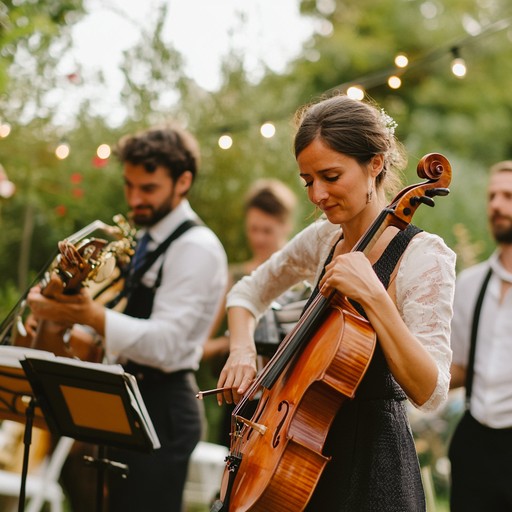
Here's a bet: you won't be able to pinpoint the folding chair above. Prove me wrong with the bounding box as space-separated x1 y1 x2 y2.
0 435 74 512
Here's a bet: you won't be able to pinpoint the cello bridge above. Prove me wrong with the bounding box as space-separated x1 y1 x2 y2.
234 415 267 436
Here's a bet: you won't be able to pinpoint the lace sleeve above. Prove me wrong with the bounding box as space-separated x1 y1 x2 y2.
396 232 456 412
226 220 339 320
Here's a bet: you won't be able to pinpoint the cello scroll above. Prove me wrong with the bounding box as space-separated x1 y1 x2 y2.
389 152 451 226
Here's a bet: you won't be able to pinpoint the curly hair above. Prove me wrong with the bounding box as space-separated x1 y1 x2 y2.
114 124 201 183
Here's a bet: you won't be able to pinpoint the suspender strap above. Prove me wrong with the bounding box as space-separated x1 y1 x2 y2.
301 224 422 316
107 219 199 309
130 219 199 282
465 266 493 408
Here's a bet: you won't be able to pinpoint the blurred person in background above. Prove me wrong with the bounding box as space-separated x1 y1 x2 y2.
202 178 301 446
449 160 512 511
203 178 298 361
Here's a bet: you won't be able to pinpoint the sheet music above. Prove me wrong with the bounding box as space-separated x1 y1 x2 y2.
0 346 125 375
14 348 126 374
123 373 161 449
0 345 56 367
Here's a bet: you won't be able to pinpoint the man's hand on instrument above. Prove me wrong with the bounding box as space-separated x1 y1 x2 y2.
27 284 78 325
27 279 105 335
24 313 39 338
216 345 257 406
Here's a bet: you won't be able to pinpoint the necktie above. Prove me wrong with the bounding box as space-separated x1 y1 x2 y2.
131 232 152 273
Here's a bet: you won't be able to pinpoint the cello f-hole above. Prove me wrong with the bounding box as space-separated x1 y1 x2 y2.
272 400 290 448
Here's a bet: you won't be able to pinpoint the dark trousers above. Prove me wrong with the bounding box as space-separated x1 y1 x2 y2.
449 411 512 511
108 370 202 512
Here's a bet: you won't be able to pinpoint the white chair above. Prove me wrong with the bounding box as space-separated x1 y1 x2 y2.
0 435 74 512
184 441 229 508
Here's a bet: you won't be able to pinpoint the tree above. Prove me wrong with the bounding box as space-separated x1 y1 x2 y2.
0 0 85 93
290 0 512 262
2 0 512 313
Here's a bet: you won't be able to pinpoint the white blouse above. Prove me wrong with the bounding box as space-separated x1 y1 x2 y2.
226 219 456 412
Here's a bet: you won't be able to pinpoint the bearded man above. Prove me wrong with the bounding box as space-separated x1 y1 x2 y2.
449 160 512 511
28 125 228 511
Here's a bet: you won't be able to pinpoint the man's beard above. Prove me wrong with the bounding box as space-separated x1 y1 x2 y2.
491 216 512 244
132 202 172 227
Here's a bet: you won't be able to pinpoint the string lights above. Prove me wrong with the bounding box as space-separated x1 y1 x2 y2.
450 47 467 78
0 164 15 199
217 123 276 149
0 17 510 155
55 142 70 160
218 134 233 149
222 16 511 149
0 122 11 138
332 16 511 98
260 122 276 138
96 144 111 159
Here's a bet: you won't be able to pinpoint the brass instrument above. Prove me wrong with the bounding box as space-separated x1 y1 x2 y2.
0 215 136 481
1 214 136 361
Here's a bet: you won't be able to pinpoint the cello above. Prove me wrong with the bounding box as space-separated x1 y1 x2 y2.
213 153 452 512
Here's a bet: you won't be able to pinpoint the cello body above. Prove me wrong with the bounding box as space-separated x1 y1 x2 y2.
224 297 375 511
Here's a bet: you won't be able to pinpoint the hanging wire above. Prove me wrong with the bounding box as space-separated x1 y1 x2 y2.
328 16 512 95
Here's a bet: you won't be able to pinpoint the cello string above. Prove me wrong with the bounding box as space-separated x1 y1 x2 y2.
232 290 327 419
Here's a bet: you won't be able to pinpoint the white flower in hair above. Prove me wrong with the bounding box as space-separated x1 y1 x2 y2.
379 108 398 136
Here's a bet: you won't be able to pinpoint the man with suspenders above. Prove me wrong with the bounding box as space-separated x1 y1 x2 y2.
27 125 228 511
449 160 512 511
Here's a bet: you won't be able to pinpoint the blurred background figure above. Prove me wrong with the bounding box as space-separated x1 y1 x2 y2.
449 160 512 512
201 178 304 446
202 178 298 363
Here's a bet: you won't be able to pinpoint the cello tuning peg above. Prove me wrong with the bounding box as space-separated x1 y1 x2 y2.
426 187 450 197
410 196 436 207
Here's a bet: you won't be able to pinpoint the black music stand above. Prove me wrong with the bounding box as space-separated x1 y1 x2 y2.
20 352 160 512
0 346 160 512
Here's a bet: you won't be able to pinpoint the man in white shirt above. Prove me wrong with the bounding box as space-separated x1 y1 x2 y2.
449 160 512 511
28 125 228 511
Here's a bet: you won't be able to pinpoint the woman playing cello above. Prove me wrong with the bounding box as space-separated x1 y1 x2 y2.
216 94 455 511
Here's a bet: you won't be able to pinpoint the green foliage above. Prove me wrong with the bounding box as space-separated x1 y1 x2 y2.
118 4 186 124
1 0 511 482
0 0 85 93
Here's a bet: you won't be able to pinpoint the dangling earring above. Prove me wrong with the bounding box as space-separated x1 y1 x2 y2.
366 182 374 204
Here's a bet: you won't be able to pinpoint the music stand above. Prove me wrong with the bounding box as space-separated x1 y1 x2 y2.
20 352 160 512
0 347 160 512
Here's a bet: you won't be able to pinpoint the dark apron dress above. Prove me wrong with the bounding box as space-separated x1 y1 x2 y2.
305 225 425 512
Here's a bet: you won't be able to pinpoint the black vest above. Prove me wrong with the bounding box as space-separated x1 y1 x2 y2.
122 219 199 319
